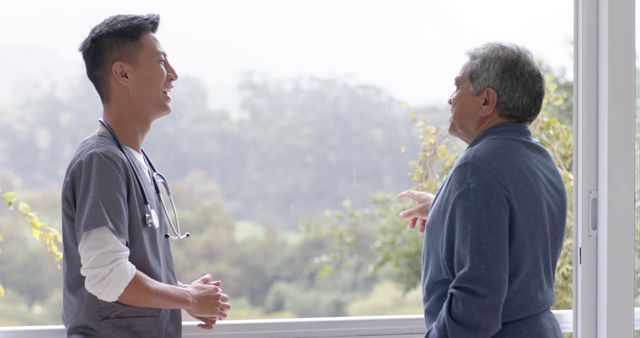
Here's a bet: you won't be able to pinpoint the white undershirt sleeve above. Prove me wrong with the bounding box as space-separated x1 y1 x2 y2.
79 226 136 302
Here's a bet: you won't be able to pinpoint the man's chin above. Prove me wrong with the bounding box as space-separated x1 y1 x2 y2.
160 105 172 115
152 109 172 120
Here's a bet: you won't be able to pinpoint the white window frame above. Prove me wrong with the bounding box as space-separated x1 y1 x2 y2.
575 0 636 337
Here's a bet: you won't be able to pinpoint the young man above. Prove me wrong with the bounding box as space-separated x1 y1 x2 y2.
62 14 230 337
399 43 567 337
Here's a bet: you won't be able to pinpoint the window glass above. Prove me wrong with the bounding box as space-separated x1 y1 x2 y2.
0 0 573 325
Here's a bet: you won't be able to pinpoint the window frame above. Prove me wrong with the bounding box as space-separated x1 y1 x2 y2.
574 0 636 337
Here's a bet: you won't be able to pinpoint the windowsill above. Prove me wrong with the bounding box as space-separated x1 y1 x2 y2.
0 310 576 337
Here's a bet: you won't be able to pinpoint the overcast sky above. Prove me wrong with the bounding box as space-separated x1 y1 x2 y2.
0 0 573 111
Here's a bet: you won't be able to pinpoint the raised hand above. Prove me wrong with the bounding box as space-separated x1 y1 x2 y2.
398 190 435 233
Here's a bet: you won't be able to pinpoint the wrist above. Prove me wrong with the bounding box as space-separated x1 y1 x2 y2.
180 284 195 310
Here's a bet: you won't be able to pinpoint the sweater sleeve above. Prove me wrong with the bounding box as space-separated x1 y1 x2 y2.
426 173 510 338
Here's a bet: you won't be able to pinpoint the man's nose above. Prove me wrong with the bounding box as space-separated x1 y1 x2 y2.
167 62 179 81
447 97 452 105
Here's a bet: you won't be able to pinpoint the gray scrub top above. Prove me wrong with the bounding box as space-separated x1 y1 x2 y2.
61 131 181 337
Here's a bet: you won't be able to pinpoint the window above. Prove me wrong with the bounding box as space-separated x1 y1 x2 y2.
0 0 573 331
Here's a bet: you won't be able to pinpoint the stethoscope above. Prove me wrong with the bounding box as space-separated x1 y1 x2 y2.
98 119 190 240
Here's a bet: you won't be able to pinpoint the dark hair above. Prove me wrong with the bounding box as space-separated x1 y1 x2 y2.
462 42 545 124
79 14 160 102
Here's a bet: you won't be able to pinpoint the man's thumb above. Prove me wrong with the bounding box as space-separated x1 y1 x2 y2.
199 274 212 283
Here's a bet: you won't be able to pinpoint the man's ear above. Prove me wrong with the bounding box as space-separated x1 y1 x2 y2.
111 61 131 87
479 87 498 117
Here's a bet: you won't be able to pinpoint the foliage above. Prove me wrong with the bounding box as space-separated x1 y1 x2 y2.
263 281 351 317
535 117 574 310
0 189 62 298
538 64 573 126
0 292 60 325
407 112 461 193
168 171 378 317
346 281 422 316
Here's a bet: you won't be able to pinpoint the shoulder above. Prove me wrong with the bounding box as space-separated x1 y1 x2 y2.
464 135 520 161
76 132 126 163
64 133 129 183
459 133 552 173
449 155 498 188
446 141 514 196
470 131 552 161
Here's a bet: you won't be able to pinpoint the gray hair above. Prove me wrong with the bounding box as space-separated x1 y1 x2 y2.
462 42 545 124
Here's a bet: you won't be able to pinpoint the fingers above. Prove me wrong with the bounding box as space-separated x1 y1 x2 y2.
196 317 216 330
216 292 231 320
408 217 427 233
188 283 229 318
195 275 222 288
210 291 231 318
214 311 227 320
218 294 231 311
409 217 417 229
187 276 230 321
197 323 214 330
399 203 429 220
398 190 422 202
216 309 228 320
398 190 434 224
398 190 435 206
194 274 212 285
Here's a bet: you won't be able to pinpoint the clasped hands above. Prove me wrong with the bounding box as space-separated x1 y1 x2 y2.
185 274 231 330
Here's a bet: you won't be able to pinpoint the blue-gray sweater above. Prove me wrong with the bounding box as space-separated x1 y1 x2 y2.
422 123 566 338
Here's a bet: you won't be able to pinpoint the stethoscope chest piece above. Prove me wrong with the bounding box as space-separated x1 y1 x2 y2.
145 204 160 229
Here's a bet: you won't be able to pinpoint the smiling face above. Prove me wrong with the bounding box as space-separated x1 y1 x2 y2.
128 32 178 120
447 70 485 144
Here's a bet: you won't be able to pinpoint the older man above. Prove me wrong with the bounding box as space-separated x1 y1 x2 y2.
399 43 567 337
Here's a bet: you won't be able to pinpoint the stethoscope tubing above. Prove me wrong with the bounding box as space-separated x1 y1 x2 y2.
98 119 154 210
97 119 189 239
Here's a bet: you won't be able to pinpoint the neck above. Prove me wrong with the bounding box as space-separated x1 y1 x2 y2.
466 115 512 144
101 105 151 152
